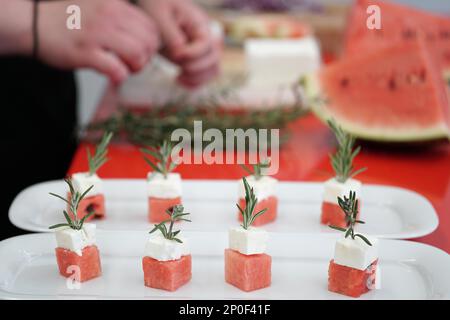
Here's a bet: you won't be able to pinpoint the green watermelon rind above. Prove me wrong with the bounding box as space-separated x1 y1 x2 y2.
303 73 450 142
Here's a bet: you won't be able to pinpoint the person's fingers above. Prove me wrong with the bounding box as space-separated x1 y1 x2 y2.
101 31 149 72
177 64 219 88
87 50 129 84
174 36 211 62
117 5 161 55
181 49 219 74
155 10 186 56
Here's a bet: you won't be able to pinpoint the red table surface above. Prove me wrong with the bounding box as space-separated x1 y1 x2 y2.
68 97 450 253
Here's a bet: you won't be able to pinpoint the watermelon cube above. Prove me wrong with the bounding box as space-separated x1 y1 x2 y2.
67 193 105 221
328 259 378 298
55 245 102 282
148 197 182 223
142 255 192 291
321 200 361 228
237 196 278 226
224 249 271 292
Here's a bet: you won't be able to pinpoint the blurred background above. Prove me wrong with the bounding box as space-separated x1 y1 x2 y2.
78 0 450 129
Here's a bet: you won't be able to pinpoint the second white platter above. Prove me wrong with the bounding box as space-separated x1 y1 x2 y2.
0 232 449 299
9 179 438 238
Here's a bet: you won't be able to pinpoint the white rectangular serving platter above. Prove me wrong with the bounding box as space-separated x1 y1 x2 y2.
9 179 438 239
0 231 449 300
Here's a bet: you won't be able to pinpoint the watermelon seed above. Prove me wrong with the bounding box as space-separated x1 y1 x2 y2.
340 78 349 88
388 78 397 91
402 29 416 39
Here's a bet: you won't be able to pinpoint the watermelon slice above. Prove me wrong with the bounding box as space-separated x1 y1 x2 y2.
142 255 192 291
148 197 182 223
55 245 102 282
345 0 450 71
237 196 278 226
224 249 271 292
328 259 378 298
67 193 105 221
313 39 450 141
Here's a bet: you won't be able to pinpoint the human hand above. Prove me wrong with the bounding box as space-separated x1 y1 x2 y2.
138 0 221 88
38 0 160 84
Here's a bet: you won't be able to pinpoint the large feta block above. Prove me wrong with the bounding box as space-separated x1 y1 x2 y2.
71 172 103 197
245 37 321 88
333 235 378 271
147 172 182 199
238 175 277 201
54 223 96 256
229 227 268 255
323 178 362 204
144 233 189 261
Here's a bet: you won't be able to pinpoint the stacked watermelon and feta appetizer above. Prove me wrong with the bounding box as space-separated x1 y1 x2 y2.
141 141 182 223
321 120 365 228
69 132 113 221
50 179 102 282
238 160 278 226
226 177 272 292
328 191 379 298
142 205 192 291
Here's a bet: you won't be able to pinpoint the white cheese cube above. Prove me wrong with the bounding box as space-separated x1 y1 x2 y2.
333 235 378 271
245 37 321 88
229 226 268 255
144 233 190 261
54 223 96 256
71 172 103 197
323 178 362 204
238 175 277 201
147 172 182 199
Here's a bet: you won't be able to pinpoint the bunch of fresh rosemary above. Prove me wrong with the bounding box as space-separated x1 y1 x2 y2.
328 119 366 183
149 205 191 243
86 104 305 148
87 131 113 176
49 179 95 230
237 177 268 229
141 140 177 178
329 190 372 246
240 159 271 180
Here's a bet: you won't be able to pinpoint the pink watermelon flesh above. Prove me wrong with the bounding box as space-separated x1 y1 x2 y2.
345 0 450 71
224 249 271 292
318 39 450 141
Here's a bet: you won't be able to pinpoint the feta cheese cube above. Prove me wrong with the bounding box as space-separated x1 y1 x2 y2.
144 233 189 261
333 235 378 270
54 223 96 256
245 37 321 88
238 175 277 201
323 178 362 204
71 172 103 197
229 226 268 255
147 172 182 199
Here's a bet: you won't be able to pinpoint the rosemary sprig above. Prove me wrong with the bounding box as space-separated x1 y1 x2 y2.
240 159 271 180
149 205 191 243
48 178 95 230
87 131 113 176
328 119 366 183
141 140 177 178
329 190 372 246
237 177 268 229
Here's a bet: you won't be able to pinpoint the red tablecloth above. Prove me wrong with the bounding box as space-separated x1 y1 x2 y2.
68 90 450 253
